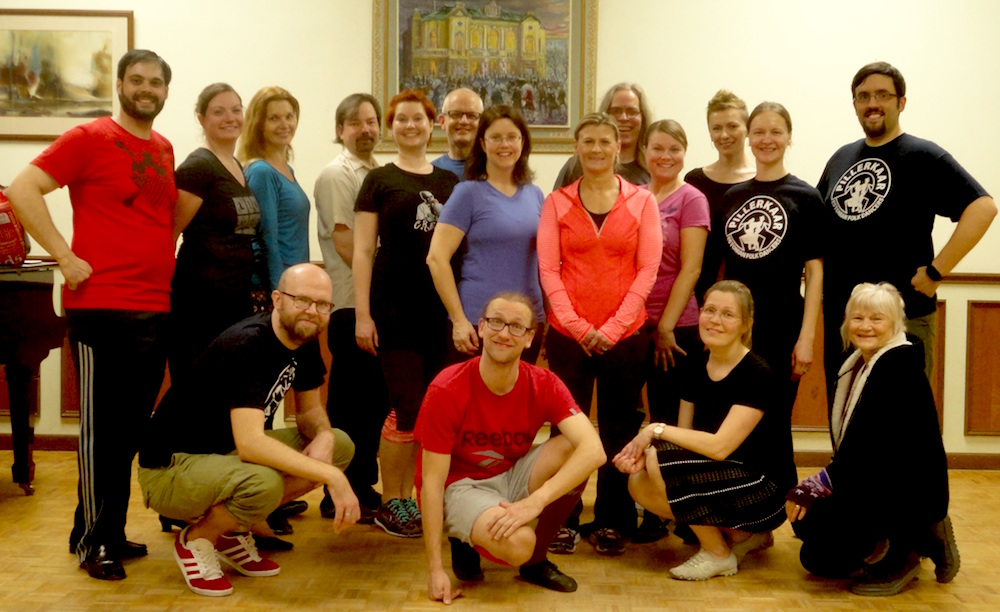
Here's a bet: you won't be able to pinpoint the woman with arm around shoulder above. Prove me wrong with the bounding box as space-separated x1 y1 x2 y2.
426 105 545 364
785 282 956 596
538 112 662 556
353 89 459 538
720 102 823 406
687 90 756 303
614 280 797 580
169 83 261 383
239 86 310 292
553 83 653 189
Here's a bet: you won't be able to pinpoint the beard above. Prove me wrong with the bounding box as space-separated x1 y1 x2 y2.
861 111 887 139
280 310 323 344
354 135 376 154
119 91 164 122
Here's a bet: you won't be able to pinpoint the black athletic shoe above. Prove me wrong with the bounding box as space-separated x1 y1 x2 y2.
450 537 484 582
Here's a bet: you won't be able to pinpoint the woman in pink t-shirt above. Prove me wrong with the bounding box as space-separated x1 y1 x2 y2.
538 112 661 557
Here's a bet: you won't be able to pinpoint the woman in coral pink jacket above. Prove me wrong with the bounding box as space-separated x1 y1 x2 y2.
538 112 662 557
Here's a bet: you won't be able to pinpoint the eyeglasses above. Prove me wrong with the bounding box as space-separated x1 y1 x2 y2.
446 111 481 121
485 134 522 146
281 292 334 315
854 91 898 104
699 306 739 322
607 106 642 119
483 317 529 337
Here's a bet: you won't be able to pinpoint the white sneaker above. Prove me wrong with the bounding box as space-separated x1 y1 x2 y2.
669 549 738 580
730 531 774 563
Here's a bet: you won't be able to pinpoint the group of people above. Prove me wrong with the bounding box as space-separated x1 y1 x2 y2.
3 48 994 602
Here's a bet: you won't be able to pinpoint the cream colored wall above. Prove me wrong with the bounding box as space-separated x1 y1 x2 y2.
2 0 998 453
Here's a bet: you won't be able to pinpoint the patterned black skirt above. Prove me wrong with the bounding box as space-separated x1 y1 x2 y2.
654 441 787 532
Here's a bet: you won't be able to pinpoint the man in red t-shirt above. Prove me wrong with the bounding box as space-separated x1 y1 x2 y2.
5 49 176 582
416 292 605 602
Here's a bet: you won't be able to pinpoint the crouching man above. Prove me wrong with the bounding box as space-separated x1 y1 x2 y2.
417 292 605 603
137 264 359 597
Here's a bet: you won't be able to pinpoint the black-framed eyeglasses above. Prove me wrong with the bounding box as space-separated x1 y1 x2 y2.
482 317 529 337
446 110 481 121
281 292 334 315
854 91 898 104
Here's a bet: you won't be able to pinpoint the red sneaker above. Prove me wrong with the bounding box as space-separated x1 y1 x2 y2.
174 527 233 597
216 533 281 577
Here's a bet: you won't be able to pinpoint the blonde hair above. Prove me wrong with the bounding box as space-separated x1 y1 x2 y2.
840 282 907 350
238 86 299 163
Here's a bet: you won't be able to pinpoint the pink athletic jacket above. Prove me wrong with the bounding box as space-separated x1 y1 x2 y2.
538 177 662 345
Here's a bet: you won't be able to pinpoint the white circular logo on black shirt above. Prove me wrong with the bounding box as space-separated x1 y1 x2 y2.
725 195 788 259
831 158 891 221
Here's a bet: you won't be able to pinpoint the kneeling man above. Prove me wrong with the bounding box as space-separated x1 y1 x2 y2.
138 264 360 597
417 292 605 603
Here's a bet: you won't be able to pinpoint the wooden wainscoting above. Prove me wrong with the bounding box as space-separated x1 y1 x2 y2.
966 301 1000 435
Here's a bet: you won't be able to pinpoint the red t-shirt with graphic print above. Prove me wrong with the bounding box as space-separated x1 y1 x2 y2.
32 116 176 312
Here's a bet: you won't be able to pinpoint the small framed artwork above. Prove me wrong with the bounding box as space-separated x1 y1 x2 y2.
373 0 598 153
0 10 134 141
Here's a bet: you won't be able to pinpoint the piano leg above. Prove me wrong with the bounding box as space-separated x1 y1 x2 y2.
5 361 36 495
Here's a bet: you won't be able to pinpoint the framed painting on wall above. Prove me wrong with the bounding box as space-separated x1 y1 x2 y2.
373 0 597 153
0 9 134 141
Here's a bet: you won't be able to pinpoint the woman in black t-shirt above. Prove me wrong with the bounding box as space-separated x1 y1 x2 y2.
719 102 823 401
686 90 757 303
170 83 262 383
614 281 795 581
353 89 458 539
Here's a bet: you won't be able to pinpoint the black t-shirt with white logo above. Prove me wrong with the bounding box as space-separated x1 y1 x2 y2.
816 134 989 320
139 312 325 468
721 175 823 374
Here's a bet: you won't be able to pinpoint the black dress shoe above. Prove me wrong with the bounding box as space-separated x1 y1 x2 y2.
519 560 577 592
254 535 294 551
117 540 148 559
266 513 294 535
632 515 669 544
278 500 309 517
159 515 188 533
80 545 126 580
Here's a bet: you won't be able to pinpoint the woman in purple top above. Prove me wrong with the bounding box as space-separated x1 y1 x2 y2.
642 120 711 425
427 105 545 364
633 120 710 544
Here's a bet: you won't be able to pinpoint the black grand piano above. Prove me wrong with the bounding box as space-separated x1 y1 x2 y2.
0 262 65 494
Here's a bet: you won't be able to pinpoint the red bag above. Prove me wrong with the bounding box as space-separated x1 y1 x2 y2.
0 186 29 266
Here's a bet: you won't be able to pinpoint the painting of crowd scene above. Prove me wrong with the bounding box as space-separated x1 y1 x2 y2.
398 0 571 127
1 28 115 120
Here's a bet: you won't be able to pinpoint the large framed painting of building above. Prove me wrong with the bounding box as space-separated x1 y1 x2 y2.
373 0 597 153
0 10 134 141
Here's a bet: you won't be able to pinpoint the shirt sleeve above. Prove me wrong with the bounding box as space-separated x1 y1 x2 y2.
438 181 475 233
290 341 326 392
175 152 212 199
415 381 463 455
537 191 593 342
314 161 359 239
679 187 711 231
246 162 284 290
927 151 991 222
31 125 92 187
541 369 583 426
597 190 664 344
355 169 380 214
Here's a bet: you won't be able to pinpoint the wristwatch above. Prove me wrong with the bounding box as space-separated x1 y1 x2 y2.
652 423 666 440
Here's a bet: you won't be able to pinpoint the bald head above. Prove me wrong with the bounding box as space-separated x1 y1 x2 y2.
439 88 483 159
272 264 333 347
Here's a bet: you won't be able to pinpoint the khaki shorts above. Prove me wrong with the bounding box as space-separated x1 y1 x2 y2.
138 427 354 526
443 444 542 543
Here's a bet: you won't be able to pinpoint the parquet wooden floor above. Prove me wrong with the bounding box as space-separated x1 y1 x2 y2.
1 450 998 611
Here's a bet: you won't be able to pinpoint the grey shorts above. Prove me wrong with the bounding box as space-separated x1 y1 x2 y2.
138 427 353 527
443 444 543 543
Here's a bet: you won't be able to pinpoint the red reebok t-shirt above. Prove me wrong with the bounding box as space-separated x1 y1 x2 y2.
415 357 581 490
33 116 176 311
